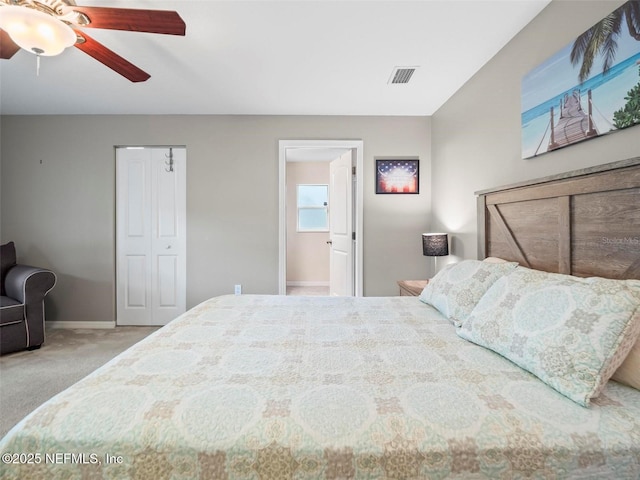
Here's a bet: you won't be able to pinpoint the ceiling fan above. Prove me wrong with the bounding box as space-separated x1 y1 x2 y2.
0 0 185 82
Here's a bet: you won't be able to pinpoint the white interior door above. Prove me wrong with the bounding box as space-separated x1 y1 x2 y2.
117 147 186 325
328 151 354 296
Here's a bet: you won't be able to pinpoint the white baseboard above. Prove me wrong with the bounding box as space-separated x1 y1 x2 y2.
286 281 329 287
47 321 116 329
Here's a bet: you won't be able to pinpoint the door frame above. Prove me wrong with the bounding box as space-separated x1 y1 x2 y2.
278 139 363 296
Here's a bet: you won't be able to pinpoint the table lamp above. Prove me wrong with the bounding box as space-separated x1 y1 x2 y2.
422 233 449 275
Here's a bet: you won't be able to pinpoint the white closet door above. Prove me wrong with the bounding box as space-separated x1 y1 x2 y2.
117 147 186 326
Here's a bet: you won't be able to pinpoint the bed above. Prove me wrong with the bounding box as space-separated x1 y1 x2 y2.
1 158 639 480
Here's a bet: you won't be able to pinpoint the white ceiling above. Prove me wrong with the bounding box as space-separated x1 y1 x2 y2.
0 0 550 115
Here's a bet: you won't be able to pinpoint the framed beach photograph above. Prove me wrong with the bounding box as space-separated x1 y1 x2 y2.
375 159 419 194
521 0 640 159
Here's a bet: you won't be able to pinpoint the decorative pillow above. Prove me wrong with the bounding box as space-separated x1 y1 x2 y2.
612 337 640 390
457 267 640 407
1 241 17 296
418 259 518 326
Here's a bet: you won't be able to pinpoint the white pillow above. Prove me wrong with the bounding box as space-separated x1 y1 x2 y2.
483 256 512 264
458 267 640 407
418 259 517 326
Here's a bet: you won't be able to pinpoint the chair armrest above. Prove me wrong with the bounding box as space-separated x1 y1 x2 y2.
4 265 57 304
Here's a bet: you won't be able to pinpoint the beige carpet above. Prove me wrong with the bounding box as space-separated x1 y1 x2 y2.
0 326 158 438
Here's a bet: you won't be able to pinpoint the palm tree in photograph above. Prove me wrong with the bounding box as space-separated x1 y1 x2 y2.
570 0 640 83
612 65 640 129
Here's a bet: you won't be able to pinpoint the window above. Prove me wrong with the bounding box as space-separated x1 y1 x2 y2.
297 184 329 232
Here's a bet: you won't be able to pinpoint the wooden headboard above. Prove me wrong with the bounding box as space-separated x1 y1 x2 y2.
476 157 640 280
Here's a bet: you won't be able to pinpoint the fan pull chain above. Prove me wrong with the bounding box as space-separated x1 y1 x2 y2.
32 48 45 77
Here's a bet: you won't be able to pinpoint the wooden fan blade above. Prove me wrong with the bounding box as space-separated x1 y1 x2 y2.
74 31 150 82
72 6 185 36
1 29 21 59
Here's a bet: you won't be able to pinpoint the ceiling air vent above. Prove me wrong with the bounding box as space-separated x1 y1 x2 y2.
388 66 418 84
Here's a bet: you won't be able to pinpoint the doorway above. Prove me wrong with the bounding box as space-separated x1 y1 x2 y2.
116 146 187 325
278 140 363 296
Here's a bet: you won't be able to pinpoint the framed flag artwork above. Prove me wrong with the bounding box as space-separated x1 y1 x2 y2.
375 159 419 194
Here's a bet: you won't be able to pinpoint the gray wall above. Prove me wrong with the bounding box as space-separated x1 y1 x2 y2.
431 0 640 264
1 115 431 324
6 2 633 326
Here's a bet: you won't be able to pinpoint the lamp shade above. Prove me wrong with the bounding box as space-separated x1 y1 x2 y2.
0 6 76 56
422 233 449 257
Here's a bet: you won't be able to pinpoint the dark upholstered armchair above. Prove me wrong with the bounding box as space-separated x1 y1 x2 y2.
1 242 57 355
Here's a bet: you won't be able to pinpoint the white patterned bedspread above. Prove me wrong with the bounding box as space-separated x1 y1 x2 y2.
1 295 639 479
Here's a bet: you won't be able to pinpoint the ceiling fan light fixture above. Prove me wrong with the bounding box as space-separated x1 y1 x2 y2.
0 5 76 56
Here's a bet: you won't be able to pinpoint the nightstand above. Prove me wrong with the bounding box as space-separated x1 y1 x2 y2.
397 280 429 296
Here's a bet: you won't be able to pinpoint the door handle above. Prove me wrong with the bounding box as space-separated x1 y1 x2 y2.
326 240 333 245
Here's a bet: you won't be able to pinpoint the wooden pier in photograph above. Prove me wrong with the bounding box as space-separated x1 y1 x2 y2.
548 89 598 151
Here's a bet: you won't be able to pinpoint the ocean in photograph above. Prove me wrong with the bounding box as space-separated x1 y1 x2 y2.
522 52 640 159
